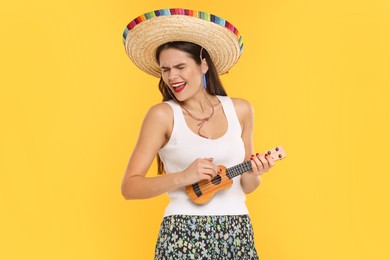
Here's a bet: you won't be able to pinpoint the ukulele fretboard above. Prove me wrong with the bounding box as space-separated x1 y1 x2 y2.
226 161 252 178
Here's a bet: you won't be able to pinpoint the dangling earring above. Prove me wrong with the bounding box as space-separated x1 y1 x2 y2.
202 73 207 89
200 47 207 89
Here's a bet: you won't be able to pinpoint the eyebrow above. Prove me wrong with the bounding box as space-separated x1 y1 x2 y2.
160 63 186 69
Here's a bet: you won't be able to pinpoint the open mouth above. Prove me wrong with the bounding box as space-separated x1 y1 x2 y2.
171 82 186 93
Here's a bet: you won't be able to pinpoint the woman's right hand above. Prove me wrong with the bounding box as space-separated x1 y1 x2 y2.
180 158 220 186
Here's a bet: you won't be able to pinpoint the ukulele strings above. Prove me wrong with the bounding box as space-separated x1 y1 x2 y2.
194 152 282 191
195 167 252 189
196 174 232 191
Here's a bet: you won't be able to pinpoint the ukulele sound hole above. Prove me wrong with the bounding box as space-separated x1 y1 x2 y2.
211 175 222 185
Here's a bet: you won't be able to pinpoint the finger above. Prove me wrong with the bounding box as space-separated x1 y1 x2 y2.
250 155 263 175
256 153 269 172
265 154 275 167
199 174 212 181
202 160 219 175
196 166 213 180
249 156 258 174
202 168 218 178
253 154 265 170
203 174 213 181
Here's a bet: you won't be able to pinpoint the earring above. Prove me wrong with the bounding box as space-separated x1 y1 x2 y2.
202 73 207 89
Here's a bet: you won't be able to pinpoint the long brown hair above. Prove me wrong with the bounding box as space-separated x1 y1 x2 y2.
155 41 228 175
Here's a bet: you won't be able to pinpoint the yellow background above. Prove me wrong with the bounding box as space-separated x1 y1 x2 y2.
1 0 389 259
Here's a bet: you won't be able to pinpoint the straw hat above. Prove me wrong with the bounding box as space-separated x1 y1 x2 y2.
122 8 244 77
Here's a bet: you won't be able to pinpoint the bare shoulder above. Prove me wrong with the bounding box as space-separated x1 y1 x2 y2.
231 98 254 131
145 102 173 122
139 102 173 146
231 97 254 118
144 102 173 129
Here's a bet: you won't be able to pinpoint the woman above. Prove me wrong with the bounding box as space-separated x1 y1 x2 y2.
121 8 275 259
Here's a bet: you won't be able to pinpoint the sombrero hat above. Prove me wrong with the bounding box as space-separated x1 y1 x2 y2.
122 8 244 77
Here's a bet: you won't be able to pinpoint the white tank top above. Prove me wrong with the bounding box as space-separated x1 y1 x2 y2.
158 95 249 216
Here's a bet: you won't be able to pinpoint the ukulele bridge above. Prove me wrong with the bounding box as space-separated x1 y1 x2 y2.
191 183 202 197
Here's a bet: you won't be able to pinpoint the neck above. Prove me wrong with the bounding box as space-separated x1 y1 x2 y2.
181 88 213 114
170 87 216 139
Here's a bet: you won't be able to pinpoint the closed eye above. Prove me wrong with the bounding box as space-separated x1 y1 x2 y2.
160 63 186 72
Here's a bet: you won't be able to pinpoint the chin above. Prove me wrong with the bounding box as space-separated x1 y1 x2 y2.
174 95 187 102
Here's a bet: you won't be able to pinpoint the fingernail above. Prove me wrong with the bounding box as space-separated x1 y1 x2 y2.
256 153 259 156
265 154 269 157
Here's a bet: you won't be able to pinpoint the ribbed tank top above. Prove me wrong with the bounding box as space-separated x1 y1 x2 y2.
158 95 249 216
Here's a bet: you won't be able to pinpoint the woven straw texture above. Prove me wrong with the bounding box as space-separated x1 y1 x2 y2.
124 10 242 77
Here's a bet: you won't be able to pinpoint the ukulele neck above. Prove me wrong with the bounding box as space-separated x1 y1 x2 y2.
225 146 286 179
226 160 252 179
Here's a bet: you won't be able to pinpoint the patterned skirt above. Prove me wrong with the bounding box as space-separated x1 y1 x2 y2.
154 215 259 260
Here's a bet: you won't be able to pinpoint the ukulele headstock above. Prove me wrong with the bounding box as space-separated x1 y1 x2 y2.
266 146 286 161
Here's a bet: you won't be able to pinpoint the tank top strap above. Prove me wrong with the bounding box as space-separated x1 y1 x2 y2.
164 100 181 119
217 96 243 135
162 100 189 143
164 100 184 123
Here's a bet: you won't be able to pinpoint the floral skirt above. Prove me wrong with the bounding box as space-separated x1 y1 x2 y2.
154 215 259 260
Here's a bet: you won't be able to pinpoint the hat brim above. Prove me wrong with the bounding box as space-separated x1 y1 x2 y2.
123 9 243 77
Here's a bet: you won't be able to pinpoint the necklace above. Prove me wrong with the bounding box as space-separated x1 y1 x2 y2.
166 86 215 139
179 91 215 139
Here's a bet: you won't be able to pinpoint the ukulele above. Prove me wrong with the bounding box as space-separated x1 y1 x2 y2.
185 146 286 204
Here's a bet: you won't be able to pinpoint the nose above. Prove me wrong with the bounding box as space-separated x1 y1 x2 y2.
168 69 178 82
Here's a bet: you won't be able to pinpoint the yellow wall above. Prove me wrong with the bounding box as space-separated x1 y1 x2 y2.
1 0 389 259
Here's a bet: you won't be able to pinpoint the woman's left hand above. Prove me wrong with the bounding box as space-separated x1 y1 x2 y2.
249 153 275 176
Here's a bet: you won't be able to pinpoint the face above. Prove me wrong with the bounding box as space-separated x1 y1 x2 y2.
159 48 208 101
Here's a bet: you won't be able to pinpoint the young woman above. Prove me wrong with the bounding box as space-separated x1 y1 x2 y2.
121 9 275 259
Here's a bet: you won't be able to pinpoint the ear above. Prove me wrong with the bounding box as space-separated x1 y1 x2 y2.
201 58 209 74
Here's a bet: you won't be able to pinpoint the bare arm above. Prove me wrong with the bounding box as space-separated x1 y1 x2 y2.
121 103 219 200
232 98 274 194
